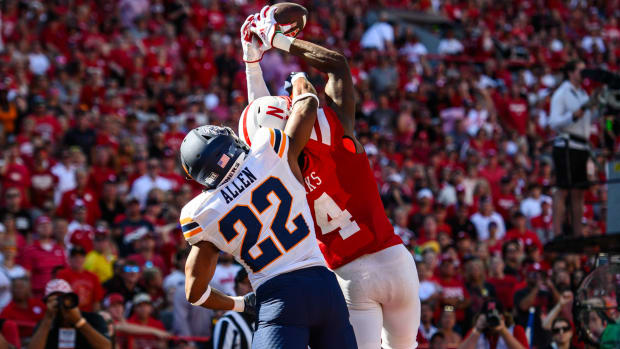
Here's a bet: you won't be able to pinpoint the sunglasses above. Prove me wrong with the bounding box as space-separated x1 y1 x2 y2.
123 266 140 273
552 326 571 334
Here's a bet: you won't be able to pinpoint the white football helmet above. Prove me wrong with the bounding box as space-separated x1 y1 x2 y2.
238 95 291 146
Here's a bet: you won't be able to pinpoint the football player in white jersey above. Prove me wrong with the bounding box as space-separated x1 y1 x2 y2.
181 76 356 349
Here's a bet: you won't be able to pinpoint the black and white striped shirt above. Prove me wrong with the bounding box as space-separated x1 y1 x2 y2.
212 311 255 349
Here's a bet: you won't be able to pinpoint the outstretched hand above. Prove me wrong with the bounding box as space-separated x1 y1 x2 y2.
249 6 279 50
241 14 267 63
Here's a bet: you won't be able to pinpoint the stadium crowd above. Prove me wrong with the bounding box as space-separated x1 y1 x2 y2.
0 0 617 348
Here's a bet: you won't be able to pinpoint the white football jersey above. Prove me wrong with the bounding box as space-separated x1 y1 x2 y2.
180 127 325 289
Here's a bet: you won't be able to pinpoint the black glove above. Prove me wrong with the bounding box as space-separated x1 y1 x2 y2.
243 292 256 317
283 72 308 95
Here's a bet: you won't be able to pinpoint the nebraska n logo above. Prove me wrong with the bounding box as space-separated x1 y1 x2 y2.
266 106 286 120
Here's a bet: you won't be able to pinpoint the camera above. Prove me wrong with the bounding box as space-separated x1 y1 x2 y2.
483 300 502 329
57 293 79 310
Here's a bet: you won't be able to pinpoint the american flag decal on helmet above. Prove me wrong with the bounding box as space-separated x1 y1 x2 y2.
217 154 230 168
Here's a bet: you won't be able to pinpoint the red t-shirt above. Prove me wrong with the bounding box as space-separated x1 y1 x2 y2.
494 192 518 220
487 275 519 309
56 268 104 312
433 276 469 322
505 98 528 135
0 299 45 337
19 242 67 298
504 229 543 251
56 189 101 225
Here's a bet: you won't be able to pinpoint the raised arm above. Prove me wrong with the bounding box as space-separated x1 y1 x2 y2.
284 74 318 182
288 39 356 135
240 15 271 102
250 9 356 137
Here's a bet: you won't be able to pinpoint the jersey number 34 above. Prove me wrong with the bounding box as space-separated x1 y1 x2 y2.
218 177 310 272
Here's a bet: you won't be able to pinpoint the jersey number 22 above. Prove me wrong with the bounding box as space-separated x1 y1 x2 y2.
218 177 310 272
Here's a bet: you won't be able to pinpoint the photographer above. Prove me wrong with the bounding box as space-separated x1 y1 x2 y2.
28 279 111 349
458 300 528 349
549 60 594 237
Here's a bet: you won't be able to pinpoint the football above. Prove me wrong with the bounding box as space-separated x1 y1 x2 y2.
272 2 308 37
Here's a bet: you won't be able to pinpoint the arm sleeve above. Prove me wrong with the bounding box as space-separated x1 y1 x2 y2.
549 89 574 130
246 63 271 102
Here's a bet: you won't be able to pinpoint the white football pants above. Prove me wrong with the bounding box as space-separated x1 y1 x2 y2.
335 244 421 349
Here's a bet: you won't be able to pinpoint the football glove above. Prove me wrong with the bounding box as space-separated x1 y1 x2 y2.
242 292 256 317
250 6 279 50
241 14 266 63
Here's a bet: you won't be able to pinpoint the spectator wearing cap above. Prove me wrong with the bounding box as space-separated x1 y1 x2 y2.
0 277 46 337
433 254 470 324
65 199 95 252
57 168 101 225
519 184 551 220
116 198 154 256
212 268 254 349
84 224 116 283
438 306 463 347
504 212 543 252
494 177 518 221
486 256 519 311
127 293 166 349
57 246 105 312
126 231 167 275
28 279 111 349
470 196 506 241
129 158 173 208
1 188 32 238
103 261 144 305
513 262 556 348
98 179 125 226
409 188 435 231
19 216 67 298
102 292 169 348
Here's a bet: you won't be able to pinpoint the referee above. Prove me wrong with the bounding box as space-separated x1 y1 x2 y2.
549 60 593 237
212 269 256 349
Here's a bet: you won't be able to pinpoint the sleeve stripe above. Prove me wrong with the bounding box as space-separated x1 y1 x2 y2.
180 217 193 225
273 129 282 154
183 226 203 238
278 134 287 158
181 221 200 233
269 128 275 148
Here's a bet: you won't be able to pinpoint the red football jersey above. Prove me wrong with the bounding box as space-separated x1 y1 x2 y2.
301 107 402 269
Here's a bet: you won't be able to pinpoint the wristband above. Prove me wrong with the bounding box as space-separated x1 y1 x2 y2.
75 318 87 329
232 296 245 312
290 72 308 85
273 33 295 52
292 93 319 107
190 285 211 306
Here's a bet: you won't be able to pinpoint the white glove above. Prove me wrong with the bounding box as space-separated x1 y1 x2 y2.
250 6 278 50
241 14 266 63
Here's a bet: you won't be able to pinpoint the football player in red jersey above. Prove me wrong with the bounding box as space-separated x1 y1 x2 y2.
242 7 420 349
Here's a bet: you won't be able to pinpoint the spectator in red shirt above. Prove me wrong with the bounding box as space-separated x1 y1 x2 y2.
494 176 518 221
57 168 101 225
503 84 529 136
0 144 31 202
19 215 67 298
501 240 523 281
29 148 59 209
57 246 104 312
127 232 167 275
433 255 470 323
66 200 95 252
486 256 519 310
27 95 63 142
504 212 543 252
0 277 45 337
531 200 553 244
127 293 166 349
